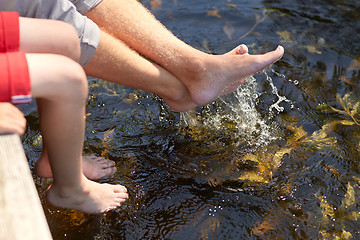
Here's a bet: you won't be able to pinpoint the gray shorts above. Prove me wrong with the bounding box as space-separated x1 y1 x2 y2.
0 0 102 66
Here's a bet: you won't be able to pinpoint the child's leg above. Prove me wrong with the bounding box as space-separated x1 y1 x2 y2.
19 17 80 62
27 53 128 213
18 17 116 180
35 144 117 180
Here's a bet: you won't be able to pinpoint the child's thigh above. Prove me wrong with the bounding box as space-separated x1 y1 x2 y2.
26 53 87 99
19 18 80 60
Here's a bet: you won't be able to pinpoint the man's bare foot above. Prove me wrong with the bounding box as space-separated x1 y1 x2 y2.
221 44 250 95
226 44 249 56
162 92 197 112
152 64 197 112
182 45 284 106
162 44 250 112
35 154 117 180
46 176 128 214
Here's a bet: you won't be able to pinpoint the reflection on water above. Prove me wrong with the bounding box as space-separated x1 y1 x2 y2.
20 0 360 239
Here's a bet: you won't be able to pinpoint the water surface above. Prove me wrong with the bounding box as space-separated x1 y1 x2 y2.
21 0 360 239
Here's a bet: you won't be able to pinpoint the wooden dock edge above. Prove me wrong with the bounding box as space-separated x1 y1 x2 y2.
0 134 52 240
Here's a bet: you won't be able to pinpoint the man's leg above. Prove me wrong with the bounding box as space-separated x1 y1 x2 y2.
27 53 128 213
18 17 117 180
85 0 284 106
84 30 196 112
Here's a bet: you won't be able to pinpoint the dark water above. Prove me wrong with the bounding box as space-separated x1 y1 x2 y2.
20 0 360 239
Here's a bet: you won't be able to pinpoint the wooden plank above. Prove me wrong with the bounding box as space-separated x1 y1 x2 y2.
0 134 52 240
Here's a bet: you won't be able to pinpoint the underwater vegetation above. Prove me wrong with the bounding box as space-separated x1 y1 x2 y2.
21 0 360 239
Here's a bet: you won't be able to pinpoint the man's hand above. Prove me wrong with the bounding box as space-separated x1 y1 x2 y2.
0 103 27 136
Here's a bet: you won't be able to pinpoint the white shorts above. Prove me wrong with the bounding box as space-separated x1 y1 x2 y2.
0 0 102 66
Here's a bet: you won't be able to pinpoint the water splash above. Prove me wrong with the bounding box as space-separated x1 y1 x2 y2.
268 68 294 113
216 75 275 147
180 70 292 148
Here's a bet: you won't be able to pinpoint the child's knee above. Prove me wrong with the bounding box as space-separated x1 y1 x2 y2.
66 64 88 99
56 57 88 101
43 20 81 62
61 22 82 62
26 54 87 101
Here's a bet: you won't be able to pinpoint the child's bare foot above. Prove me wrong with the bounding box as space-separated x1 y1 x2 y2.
46 176 128 214
182 45 284 106
35 154 117 180
82 155 117 180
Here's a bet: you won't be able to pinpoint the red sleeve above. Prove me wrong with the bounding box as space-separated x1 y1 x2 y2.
0 11 20 52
